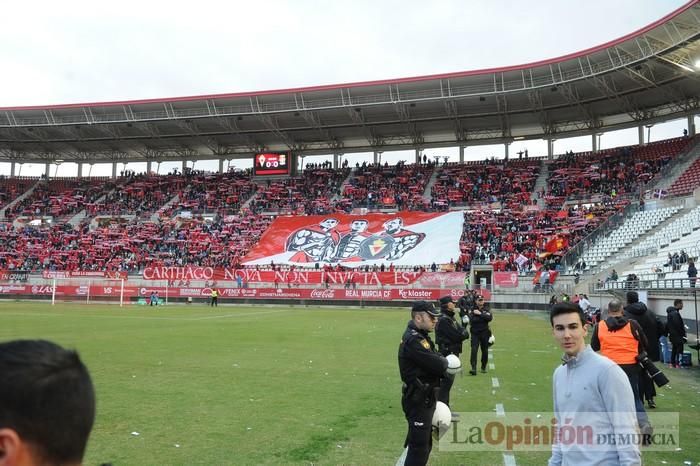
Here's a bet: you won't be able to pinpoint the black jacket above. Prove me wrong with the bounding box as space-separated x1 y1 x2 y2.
469 305 493 334
435 308 469 356
666 306 686 345
398 321 448 390
624 301 661 361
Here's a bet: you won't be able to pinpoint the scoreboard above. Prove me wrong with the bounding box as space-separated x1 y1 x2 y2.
254 152 290 176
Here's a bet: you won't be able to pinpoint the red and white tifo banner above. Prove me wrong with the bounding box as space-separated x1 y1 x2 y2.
42 270 128 279
0 285 491 301
493 272 519 288
142 267 426 286
241 211 464 267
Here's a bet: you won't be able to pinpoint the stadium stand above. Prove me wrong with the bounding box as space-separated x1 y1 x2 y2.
430 159 541 210
338 162 433 211
617 206 700 280
666 156 700 197
0 177 38 211
0 136 698 276
545 137 693 203
249 167 350 214
577 207 680 272
4 177 111 221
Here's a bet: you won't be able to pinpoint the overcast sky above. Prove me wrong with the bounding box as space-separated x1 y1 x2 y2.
0 0 693 176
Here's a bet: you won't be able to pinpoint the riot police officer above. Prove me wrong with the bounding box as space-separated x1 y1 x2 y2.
468 295 493 375
435 296 469 407
398 301 449 466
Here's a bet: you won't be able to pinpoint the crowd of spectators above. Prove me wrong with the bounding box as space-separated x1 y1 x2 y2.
430 159 540 210
0 136 696 275
544 137 691 205
0 209 273 273
4 178 111 221
453 199 630 274
248 167 350 215
337 161 433 211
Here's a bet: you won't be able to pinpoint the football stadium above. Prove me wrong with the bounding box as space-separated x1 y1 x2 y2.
2 1 700 465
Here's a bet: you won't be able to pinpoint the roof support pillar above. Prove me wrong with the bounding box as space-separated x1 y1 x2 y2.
111 162 117 180
219 158 224 173
547 139 554 160
45 162 51 179
77 163 83 178
182 160 187 173
333 153 339 169
459 145 465 163
146 161 152 174
504 142 510 161
688 115 696 137
415 148 421 164
592 133 598 153
10 162 15 177
373 151 379 165
638 125 645 145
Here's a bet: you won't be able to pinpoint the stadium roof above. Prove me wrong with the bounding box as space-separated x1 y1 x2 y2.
2 0 700 165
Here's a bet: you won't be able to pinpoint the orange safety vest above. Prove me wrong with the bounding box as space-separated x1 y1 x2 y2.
598 320 638 365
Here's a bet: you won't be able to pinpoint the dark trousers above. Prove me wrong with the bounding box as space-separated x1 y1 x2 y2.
470 332 489 370
401 393 435 466
671 342 684 366
438 373 455 407
620 364 649 429
210 297 218 307
638 370 656 402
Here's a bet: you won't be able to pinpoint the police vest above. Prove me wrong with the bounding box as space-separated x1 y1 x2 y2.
598 320 638 365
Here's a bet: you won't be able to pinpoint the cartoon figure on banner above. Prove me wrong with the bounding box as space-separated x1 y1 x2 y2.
286 218 341 262
331 219 370 262
360 217 426 261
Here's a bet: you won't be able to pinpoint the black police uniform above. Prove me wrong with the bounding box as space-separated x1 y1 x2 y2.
468 302 493 374
435 303 469 406
398 308 448 466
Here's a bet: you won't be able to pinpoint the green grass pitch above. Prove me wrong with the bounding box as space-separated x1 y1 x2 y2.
1 302 698 465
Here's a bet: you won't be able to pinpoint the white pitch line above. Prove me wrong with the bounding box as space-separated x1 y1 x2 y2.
492 377 500 388
489 363 495 370
503 452 517 466
395 446 408 466
495 403 505 416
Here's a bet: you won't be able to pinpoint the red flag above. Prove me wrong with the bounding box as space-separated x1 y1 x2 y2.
544 235 569 253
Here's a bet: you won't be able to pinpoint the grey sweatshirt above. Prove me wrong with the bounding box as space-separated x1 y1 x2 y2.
549 345 641 466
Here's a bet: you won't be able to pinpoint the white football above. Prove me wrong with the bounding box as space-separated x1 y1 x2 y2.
446 354 462 374
488 334 495 346
432 401 452 438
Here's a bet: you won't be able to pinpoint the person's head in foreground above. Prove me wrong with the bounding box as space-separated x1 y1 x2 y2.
550 303 588 357
0 340 95 466
411 300 440 332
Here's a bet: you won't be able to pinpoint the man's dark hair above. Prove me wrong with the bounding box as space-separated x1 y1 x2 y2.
674 299 683 307
549 302 586 326
0 339 95 464
626 291 639 304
